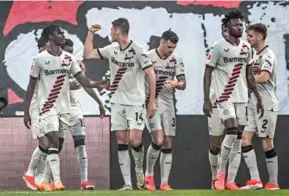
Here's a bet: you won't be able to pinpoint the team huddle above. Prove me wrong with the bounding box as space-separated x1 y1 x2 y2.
21 9 279 191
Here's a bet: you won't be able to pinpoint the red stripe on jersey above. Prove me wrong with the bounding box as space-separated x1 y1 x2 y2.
217 63 243 103
40 74 66 115
146 76 169 106
109 68 128 96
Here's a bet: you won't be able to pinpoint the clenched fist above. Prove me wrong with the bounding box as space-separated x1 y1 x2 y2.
89 24 101 33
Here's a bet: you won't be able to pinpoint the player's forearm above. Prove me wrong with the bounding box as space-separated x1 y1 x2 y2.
83 31 95 59
203 66 213 101
246 66 262 101
146 68 156 103
83 87 103 106
176 75 186 90
24 78 37 113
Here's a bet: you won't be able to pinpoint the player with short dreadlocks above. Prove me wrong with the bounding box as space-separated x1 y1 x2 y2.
203 10 264 190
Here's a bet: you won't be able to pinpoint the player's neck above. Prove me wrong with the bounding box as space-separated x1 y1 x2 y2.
226 35 240 46
118 38 131 51
156 48 169 59
255 42 266 54
47 43 62 56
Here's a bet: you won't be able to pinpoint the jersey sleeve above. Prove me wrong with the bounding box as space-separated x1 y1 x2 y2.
70 58 82 76
30 58 41 79
97 44 113 59
261 55 274 74
136 47 153 70
206 43 220 68
176 58 185 77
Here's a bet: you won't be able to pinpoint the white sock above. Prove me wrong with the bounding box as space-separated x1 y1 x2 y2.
209 150 219 180
145 143 161 176
131 144 144 173
218 134 237 173
242 145 260 181
265 149 278 184
41 159 53 183
26 147 47 176
47 148 61 184
160 149 172 185
118 148 132 186
76 145 88 183
227 139 241 183
35 154 47 184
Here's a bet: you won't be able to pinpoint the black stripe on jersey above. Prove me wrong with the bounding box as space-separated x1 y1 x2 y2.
97 48 104 59
265 59 272 67
73 71 82 77
143 64 152 71
30 76 38 80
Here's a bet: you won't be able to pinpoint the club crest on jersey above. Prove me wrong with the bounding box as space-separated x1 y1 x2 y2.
62 55 72 67
240 44 249 56
124 54 134 60
128 48 136 55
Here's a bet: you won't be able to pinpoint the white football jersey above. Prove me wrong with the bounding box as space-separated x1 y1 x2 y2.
249 45 278 111
206 38 254 103
30 50 81 115
98 41 152 106
146 49 185 109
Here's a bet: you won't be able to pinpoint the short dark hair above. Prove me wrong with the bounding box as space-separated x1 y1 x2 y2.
161 30 179 44
247 23 267 40
222 10 244 27
37 36 48 49
63 38 73 47
41 25 60 40
112 18 130 35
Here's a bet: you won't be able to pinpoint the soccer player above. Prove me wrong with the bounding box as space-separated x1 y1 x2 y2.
203 10 264 190
241 23 279 190
83 18 156 190
62 38 106 189
144 30 186 191
23 37 51 190
208 25 243 190
24 25 107 190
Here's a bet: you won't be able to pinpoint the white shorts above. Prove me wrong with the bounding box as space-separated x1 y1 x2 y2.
244 109 278 138
146 108 176 136
111 103 145 131
68 113 85 136
208 107 224 136
216 102 247 126
38 113 68 138
29 107 45 139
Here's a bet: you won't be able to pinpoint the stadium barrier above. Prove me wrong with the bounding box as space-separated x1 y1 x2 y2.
0 117 110 190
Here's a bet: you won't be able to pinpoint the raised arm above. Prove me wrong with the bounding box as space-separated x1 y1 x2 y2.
83 24 102 59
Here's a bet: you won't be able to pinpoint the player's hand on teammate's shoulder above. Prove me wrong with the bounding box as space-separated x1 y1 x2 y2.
146 101 156 119
89 24 101 33
203 99 213 118
23 111 31 129
99 104 106 119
